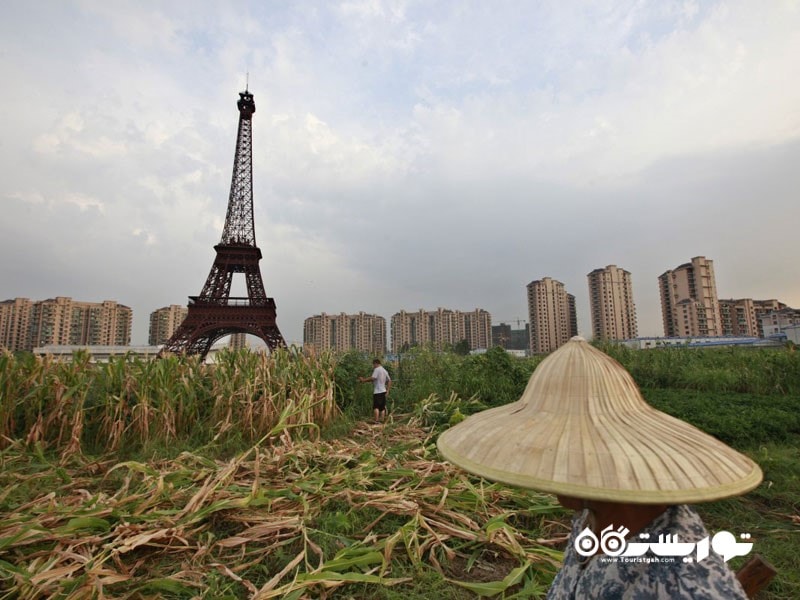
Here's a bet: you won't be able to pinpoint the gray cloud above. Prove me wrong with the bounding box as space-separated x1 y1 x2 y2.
1 1 798 345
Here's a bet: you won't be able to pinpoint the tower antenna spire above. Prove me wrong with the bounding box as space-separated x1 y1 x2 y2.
246 71 249 92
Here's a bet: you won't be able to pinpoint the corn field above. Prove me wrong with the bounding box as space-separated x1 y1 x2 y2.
0 349 566 598
0 348 339 460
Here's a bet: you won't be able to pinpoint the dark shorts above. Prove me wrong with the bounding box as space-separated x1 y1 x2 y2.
373 392 387 411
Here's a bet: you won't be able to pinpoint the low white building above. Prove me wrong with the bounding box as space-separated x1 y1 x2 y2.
760 309 800 339
33 345 161 362
33 344 231 362
620 336 780 350
764 325 800 345
504 349 528 358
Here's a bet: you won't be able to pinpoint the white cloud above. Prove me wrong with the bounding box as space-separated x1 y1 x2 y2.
76 0 180 53
33 110 128 158
131 228 157 246
1 1 799 345
7 191 46 205
64 193 105 213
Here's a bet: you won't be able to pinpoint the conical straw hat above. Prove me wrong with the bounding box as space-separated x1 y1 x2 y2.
437 337 762 503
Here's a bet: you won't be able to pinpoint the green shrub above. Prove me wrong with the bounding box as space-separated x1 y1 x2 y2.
332 350 374 411
596 342 800 395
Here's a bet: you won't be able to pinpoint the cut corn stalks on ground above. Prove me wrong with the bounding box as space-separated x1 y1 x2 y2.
0 349 567 598
0 415 567 598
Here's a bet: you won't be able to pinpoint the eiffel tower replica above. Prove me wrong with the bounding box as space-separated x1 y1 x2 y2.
160 88 286 358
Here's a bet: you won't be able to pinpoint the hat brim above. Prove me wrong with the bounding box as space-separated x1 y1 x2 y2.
437 402 763 503
436 338 762 504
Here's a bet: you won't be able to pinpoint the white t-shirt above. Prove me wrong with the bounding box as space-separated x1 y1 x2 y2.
371 365 391 394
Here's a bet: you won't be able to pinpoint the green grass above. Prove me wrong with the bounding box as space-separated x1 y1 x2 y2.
642 387 799 599
643 388 800 447
699 444 800 599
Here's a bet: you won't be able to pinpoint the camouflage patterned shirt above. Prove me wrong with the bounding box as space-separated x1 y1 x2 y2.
547 505 749 599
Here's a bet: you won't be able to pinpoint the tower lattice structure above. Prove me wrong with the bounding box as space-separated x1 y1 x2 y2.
160 89 286 358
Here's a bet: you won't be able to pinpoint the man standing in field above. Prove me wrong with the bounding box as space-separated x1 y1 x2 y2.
359 359 391 424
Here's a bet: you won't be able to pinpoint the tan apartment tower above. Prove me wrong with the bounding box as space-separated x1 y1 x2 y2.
229 332 248 349
719 298 787 338
658 256 721 337
1 297 132 351
587 265 638 341
0 297 33 352
149 305 189 346
526 278 577 354
718 298 758 338
303 312 387 354
31 298 132 348
390 308 491 353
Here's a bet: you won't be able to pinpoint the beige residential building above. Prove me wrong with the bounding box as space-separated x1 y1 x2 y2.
567 294 578 343
81 301 132 346
753 299 787 338
390 308 492 353
149 305 189 345
390 309 430 351
720 298 788 338
460 308 493 351
0 297 33 352
1 297 132 351
304 312 387 354
28 296 72 347
229 332 248 349
719 298 757 337
658 256 721 338
587 265 638 341
526 278 578 354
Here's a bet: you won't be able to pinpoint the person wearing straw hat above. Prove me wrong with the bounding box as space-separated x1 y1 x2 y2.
438 337 762 599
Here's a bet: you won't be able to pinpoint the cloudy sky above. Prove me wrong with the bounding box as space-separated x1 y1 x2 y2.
2 1 799 346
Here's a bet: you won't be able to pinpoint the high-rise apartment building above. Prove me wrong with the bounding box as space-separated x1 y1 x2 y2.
567 294 578 344
81 301 132 346
0 297 33 352
1 297 132 351
391 309 429 351
304 312 387 354
390 308 492 353
587 265 638 341
229 332 248 349
718 298 757 337
526 278 577 354
658 256 721 338
460 308 493 351
28 296 73 347
149 305 189 345
719 298 787 337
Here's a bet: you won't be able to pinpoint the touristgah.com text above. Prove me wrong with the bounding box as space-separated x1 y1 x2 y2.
599 557 679 564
